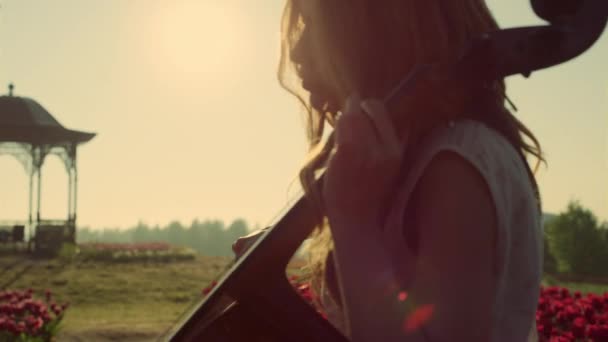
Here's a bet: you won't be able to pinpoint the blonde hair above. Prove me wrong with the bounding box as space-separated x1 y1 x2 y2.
277 0 546 312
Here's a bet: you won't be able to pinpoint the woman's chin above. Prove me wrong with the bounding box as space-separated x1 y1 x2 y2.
310 92 338 113
309 93 324 110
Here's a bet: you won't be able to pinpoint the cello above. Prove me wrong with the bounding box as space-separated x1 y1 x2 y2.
163 0 607 340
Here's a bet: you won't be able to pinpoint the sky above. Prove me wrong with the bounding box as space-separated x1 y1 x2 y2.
0 0 606 231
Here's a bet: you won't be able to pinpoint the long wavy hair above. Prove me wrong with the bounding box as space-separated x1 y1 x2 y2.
277 0 546 312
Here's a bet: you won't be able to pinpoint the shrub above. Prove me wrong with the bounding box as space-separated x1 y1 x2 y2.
546 201 608 277
57 243 79 263
543 234 558 274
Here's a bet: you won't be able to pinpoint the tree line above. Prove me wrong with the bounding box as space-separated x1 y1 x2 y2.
77 218 259 257
76 199 607 274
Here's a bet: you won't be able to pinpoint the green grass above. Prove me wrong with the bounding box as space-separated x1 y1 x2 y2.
0 253 235 339
542 273 608 295
1 252 607 341
0 253 305 340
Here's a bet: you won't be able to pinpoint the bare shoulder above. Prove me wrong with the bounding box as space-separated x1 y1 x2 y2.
403 149 499 340
410 149 497 236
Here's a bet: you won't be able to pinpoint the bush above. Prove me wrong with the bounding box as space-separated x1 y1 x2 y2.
57 243 79 263
546 200 608 277
543 234 558 274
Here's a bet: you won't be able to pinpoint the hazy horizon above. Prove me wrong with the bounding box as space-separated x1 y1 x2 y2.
1 1 606 230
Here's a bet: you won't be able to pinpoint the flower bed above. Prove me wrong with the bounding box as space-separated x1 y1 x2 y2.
201 275 328 320
0 289 68 341
78 242 196 263
537 285 608 341
203 278 608 341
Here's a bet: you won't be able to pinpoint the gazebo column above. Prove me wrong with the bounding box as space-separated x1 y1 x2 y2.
71 165 78 242
36 163 42 225
67 167 73 221
73 167 78 223
28 165 33 241
28 144 43 243
34 145 45 232
65 166 77 243
67 144 78 243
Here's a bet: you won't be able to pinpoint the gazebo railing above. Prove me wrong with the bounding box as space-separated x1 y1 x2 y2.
37 218 75 226
32 218 75 256
0 218 75 255
0 220 26 244
0 219 26 227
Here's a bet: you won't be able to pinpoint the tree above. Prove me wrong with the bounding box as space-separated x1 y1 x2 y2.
546 200 607 276
542 234 558 274
166 220 186 246
132 222 151 242
76 227 99 243
204 220 227 256
227 219 249 240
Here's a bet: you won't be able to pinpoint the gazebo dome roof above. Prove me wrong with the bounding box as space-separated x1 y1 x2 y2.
0 94 96 145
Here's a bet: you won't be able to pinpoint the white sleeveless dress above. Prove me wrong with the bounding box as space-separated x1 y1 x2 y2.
320 118 542 341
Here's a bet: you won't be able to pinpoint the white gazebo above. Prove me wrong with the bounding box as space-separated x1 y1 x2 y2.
0 84 96 255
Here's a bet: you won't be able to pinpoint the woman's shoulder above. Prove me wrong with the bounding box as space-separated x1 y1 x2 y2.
412 118 517 163
380 117 533 274
384 117 515 229
403 117 529 195
399 118 516 190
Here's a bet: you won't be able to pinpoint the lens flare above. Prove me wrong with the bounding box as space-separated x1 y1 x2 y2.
403 304 435 333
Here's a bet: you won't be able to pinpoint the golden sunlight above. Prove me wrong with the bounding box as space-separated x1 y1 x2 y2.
151 1 243 79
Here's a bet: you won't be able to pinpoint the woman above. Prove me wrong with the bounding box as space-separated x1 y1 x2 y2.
238 0 544 340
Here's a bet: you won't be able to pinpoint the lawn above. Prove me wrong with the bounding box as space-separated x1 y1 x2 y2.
0 252 304 341
0 253 228 340
0 253 606 341
542 273 608 297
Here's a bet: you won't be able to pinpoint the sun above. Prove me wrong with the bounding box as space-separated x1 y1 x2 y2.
152 1 243 79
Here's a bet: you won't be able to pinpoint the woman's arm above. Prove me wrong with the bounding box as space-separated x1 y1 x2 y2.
330 151 498 342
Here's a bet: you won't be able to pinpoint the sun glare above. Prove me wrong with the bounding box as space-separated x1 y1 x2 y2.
151 2 243 80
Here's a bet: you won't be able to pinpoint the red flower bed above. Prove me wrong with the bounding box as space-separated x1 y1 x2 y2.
288 275 328 319
79 242 171 252
537 285 608 341
201 275 327 318
0 289 69 341
78 242 196 263
202 276 608 340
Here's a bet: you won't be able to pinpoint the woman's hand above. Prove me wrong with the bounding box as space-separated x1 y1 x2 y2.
323 93 410 232
231 228 267 259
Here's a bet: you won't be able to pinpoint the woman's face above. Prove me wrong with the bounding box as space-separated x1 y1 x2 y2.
290 1 338 112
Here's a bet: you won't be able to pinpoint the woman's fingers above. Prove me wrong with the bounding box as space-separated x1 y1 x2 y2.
332 94 409 175
232 230 265 257
334 94 379 156
360 99 405 155
335 96 405 150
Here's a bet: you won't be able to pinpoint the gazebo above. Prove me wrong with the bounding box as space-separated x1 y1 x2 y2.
0 84 96 254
